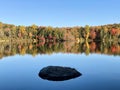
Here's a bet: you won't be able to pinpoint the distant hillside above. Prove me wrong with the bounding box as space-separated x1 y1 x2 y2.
0 22 120 42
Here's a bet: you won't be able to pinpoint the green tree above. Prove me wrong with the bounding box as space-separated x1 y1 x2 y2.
0 22 4 38
11 25 17 38
0 22 2 29
85 25 90 40
31 24 38 36
18 26 27 38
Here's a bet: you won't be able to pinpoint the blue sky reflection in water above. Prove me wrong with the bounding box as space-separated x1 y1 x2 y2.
0 53 120 90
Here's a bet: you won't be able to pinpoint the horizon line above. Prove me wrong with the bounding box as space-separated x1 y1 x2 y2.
0 21 120 28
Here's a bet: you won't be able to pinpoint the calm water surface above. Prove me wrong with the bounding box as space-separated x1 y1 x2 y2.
0 42 120 90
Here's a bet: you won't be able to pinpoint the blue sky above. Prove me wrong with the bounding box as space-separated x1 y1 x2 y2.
0 0 120 27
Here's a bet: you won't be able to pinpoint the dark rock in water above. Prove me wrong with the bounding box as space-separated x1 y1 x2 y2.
39 66 82 81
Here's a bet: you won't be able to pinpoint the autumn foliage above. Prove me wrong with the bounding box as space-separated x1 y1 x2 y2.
0 22 120 42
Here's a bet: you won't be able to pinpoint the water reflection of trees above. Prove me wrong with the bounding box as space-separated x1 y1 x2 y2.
0 41 120 59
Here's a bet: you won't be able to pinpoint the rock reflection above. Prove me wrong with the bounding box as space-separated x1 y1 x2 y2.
39 66 82 81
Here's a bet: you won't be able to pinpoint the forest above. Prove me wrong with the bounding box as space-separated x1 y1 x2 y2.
0 22 120 42
0 21 120 59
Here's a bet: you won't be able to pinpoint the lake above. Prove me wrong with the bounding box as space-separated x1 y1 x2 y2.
0 41 120 90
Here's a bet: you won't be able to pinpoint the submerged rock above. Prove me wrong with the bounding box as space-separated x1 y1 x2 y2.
39 66 82 81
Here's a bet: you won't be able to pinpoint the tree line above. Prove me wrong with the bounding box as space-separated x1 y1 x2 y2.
0 22 120 42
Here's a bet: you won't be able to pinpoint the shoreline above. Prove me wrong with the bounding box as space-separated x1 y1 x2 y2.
0 38 119 43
